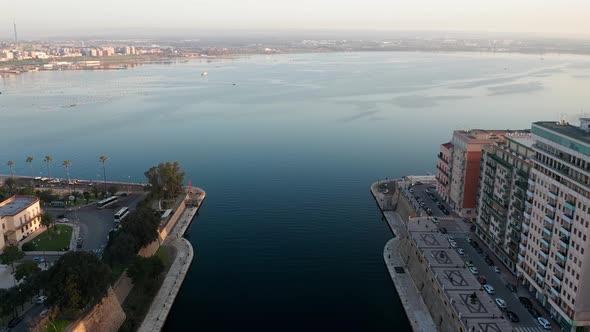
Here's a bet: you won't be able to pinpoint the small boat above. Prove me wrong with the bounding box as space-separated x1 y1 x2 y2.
201 72 208 76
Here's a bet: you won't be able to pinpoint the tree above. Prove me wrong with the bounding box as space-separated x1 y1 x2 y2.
44 155 53 179
7 160 15 177
3 177 17 196
91 185 100 199
41 213 55 236
127 255 164 291
63 160 72 185
108 185 118 195
45 251 111 316
83 191 91 204
144 161 185 201
122 207 160 248
15 262 41 282
103 232 138 266
0 245 25 275
26 155 34 180
99 156 108 192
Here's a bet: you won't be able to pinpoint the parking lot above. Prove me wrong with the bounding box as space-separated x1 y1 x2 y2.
403 182 459 219
438 219 559 332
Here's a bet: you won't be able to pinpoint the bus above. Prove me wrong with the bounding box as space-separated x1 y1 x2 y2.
114 207 130 224
96 196 118 209
161 209 173 220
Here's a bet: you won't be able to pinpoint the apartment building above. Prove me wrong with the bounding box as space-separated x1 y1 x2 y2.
517 120 590 331
437 130 507 218
475 132 535 274
0 195 42 250
436 142 453 203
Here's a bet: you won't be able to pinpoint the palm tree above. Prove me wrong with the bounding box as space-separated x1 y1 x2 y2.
26 155 34 183
7 161 15 177
63 160 71 183
44 156 53 179
99 156 108 192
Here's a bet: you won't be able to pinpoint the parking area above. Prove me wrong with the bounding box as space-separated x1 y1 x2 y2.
441 228 559 332
403 182 460 218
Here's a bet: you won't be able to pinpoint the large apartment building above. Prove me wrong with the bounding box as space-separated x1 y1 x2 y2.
437 130 507 218
0 195 43 250
475 132 535 274
517 120 590 331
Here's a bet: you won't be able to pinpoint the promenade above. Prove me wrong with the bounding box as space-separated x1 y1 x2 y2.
371 181 438 332
138 189 205 332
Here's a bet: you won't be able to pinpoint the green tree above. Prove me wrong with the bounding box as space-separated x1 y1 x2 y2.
26 155 34 181
41 213 55 236
83 191 91 204
63 160 72 185
122 207 160 248
3 177 17 196
91 185 100 199
34 189 58 204
144 161 185 200
0 245 25 275
103 232 138 266
15 261 41 282
108 185 118 195
44 155 53 179
45 251 111 316
7 160 15 177
127 255 164 291
99 156 108 192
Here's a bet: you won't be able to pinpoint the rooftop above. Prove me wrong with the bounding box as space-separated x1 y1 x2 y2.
533 121 590 145
0 196 39 217
505 131 534 148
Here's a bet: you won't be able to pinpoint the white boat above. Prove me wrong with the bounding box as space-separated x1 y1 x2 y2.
201 72 208 76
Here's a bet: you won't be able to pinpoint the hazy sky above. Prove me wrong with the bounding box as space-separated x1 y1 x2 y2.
3 0 590 38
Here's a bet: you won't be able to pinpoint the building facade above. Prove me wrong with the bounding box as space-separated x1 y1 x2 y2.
517 120 590 331
0 195 42 250
475 133 535 274
436 142 453 203
438 130 507 218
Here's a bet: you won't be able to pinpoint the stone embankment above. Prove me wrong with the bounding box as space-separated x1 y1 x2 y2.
371 181 438 332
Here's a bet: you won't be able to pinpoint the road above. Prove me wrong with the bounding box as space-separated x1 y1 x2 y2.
7 299 46 332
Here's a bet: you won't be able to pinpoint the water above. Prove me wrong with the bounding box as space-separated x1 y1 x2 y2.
1 52 589 331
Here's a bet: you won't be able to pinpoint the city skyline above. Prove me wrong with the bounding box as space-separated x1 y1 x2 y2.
2 0 590 39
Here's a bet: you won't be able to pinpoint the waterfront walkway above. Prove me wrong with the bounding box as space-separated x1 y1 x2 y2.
371 181 438 332
138 189 205 332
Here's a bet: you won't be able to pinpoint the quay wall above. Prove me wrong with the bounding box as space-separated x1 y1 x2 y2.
66 287 126 332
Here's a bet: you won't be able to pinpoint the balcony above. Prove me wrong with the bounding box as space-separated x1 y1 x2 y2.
543 226 552 237
525 200 532 209
556 250 567 262
564 200 576 211
522 222 529 232
550 285 561 297
559 237 570 249
519 242 527 251
538 261 547 270
518 253 525 262
552 274 562 285
539 250 548 260
528 178 536 186
562 213 573 224
560 226 571 237
541 238 550 248
548 190 558 200
544 215 554 225
547 203 556 213
536 270 546 280
526 189 534 197
554 261 565 273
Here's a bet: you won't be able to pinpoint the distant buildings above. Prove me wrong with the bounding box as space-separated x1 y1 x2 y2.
0 195 43 250
437 130 508 218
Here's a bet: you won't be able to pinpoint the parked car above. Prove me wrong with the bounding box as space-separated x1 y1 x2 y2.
519 297 533 308
506 311 519 322
465 260 474 268
33 257 45 263
492 265 500 273
440 227 447 234
483 284 495 294
537 317 551 330
40 309 49 317
468 267 479 275
528 307 541 318
477 276 487 285
506 283 517 292
495 298 507 309
7 316 23 328
450 242 458 248
36 295 47 304
432 217 439 223
456 248 465 255
442 208 450 215
475 247 484 254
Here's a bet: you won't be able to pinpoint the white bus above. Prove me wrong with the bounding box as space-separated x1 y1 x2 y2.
96 196 118 209
161 209 173 220
114 207 130 224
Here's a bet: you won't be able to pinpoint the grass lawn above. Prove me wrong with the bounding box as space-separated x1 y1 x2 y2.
25 225 73 251
43 319 71 332
155 246 174 268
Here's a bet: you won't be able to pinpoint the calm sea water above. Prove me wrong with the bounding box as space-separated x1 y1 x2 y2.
1 52 589 331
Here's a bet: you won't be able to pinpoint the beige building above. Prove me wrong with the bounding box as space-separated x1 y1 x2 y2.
518 120 590 331
0 196 42 250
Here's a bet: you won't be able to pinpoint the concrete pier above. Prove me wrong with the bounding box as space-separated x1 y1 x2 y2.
371 181 438 332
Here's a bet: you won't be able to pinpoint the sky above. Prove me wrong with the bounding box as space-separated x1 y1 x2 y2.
2 0 590 39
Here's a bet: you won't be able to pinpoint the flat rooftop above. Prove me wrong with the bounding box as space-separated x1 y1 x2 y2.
408 217 511 331
534 121 590 145
0 196 38 217
505 132 534 148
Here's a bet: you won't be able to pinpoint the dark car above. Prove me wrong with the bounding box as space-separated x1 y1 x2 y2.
440 227 447 234
475 247 483 254
528 307 541 318
477 276 487 285
484 257 494 266
8 316 23 328
506 283 517 292
519 297 533 308
442 208 450 215
506 311 520 322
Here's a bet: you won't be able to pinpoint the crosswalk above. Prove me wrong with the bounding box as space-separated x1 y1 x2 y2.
513 326 546 332
447 232 471 240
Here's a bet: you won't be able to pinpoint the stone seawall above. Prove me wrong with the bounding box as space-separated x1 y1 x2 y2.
66 287 126 332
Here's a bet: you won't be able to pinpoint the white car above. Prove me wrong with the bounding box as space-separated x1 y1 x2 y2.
495 298 507 309
58 218 69 223
468 266 479 275
36 295 47 304
537 317 551 330
483 284 495 294
456 248 465 255
450 241 457 248
492 265 500 273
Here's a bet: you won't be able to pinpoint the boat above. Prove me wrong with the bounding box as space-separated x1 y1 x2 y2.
201 72 208 76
